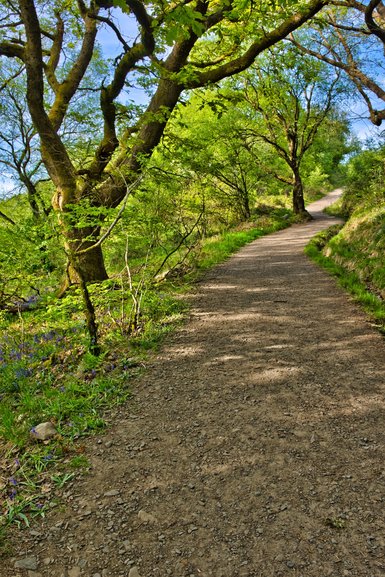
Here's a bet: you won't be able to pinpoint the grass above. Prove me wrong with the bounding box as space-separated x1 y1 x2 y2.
323 196 346 219
305 226 385 334
0 205 293 547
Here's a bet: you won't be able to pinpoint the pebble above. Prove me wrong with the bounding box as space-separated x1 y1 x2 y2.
104 489 120 497
123 540 131 551
129 568 142 577
138 509 157 523
28 572 42 577
68 567 81 577
30 422 57 441
15 557 38 571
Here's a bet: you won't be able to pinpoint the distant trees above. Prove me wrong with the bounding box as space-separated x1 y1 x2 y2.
234 48 343 217
151 95 267 225
0 69 49 219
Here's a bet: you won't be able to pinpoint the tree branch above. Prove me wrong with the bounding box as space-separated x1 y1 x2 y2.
0 210 16 225
19 0 76 201
0 40 24 59
365 0 385 42
186 0 328 88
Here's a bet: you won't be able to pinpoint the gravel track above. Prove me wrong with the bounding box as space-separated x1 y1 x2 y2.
4 189 385 577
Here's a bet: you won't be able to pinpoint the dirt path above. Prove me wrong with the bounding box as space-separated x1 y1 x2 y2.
5 189 385 577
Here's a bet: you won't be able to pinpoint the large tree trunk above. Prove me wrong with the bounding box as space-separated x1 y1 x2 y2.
292 168 311 219
67 245 108 284
61 225 108 290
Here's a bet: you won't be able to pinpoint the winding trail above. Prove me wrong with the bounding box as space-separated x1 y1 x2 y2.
6 189 385 577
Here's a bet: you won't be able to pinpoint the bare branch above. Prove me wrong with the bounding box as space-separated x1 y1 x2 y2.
92 14 131 51
365 0 385 43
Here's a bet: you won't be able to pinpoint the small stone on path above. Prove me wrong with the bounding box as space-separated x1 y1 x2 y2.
138 509 157 523
15 556 38 570
104 489 120 497
129 567 142 577
30 422 57 441
68 566 81 577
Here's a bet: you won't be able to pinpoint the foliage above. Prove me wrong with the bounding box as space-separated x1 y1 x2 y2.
342 145 385 216
291 3 385 128
0 196 64 308
306 224 385 333
223 45 348 214
0 0 329 287
0 206 292 534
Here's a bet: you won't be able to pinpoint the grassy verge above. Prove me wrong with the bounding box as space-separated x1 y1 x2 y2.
323 196 346 219
0 207 292 549
305 227 385 334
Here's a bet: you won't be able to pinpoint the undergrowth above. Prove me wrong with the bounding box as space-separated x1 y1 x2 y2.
305 226 385 334
0 206 291 548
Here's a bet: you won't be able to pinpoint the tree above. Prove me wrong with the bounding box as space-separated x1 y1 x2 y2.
291 1 385 126
0 87 50 219
0 0 328 286
155 94 267 224
233 47 341 217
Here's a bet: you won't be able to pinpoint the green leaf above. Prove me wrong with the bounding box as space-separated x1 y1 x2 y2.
112 0 129 13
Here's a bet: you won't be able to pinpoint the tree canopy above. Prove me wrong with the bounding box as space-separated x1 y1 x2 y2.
0 0 328 283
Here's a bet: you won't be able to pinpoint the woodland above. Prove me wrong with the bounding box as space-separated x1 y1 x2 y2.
0 0 385 539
